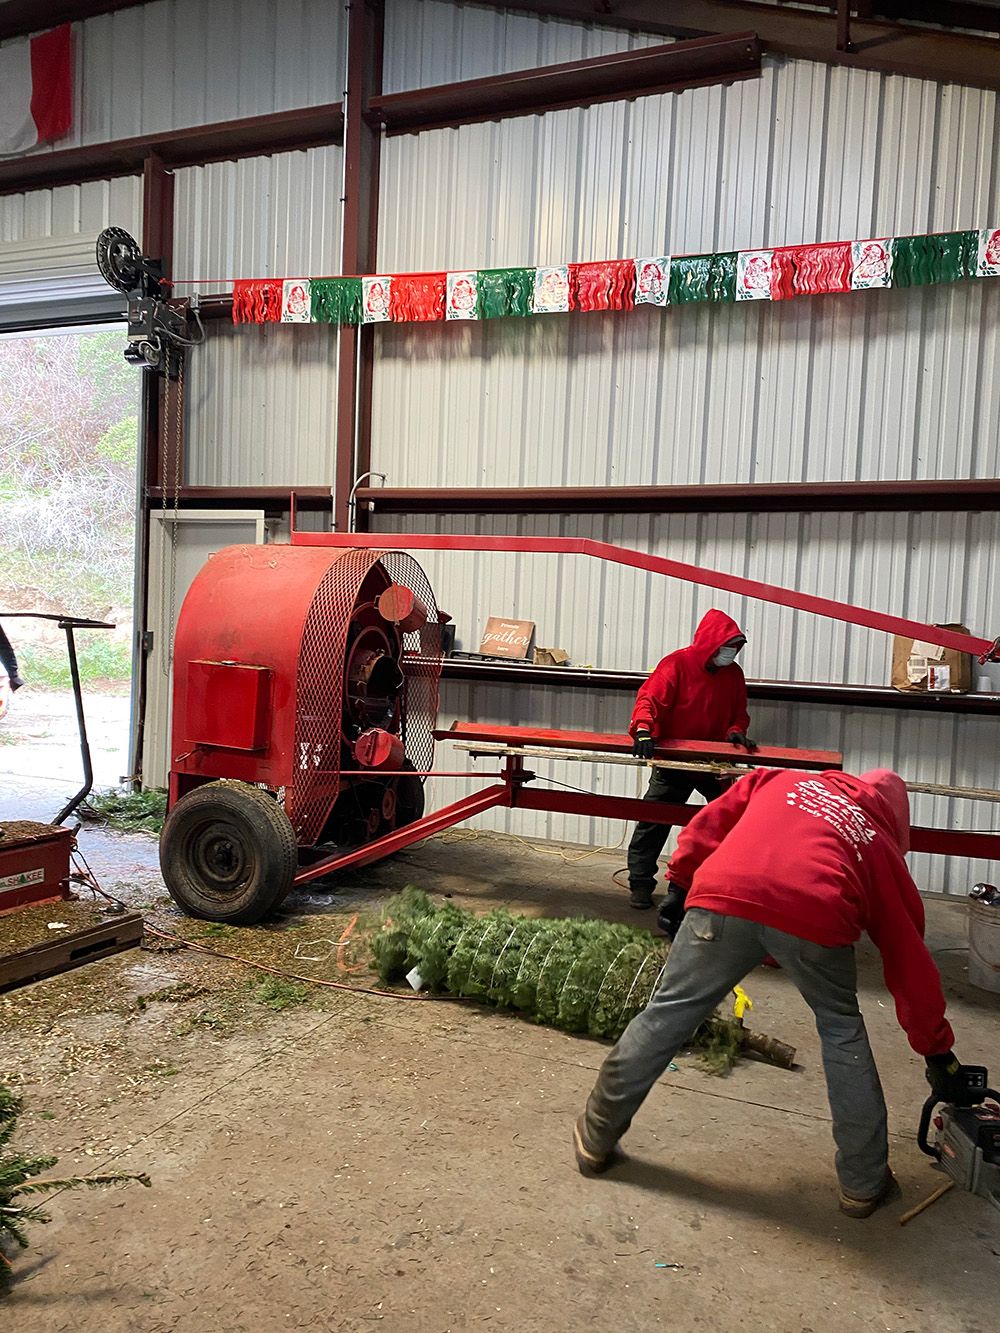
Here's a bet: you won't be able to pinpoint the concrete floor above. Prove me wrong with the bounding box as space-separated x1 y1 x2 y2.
2 813 999 1332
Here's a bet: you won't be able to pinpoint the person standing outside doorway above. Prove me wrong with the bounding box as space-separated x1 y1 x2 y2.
626 609 754 909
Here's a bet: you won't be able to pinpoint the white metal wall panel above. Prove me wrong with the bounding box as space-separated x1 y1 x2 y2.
185 320 339 488
173 145 344 287
382 0 662 92
375 511 1000 687
179 145 345 485
0 177 141 245
374 508 1000 892
16 0 345 150
374 59 1000 489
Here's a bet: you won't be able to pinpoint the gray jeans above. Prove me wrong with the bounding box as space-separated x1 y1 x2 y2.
582 908 889 1198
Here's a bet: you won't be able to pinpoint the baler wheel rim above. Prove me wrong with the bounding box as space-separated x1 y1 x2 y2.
159 780 297 925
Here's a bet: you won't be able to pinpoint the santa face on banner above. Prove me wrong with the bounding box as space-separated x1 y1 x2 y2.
362 276 392 323
532 265 570 314
736 250 774 301
634 257 670 308
281 279 311 323
978 227 1000 277
850 239 892 290
446 271 479 320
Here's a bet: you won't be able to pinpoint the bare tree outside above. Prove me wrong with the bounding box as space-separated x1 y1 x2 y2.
0 329 139 815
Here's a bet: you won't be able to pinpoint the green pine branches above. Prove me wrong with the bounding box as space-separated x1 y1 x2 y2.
371 889 747 1071
0 1084 150 1292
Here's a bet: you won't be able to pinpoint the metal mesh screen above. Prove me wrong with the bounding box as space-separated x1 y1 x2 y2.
382 550 443 779
290 549 382 844
290 548 442 846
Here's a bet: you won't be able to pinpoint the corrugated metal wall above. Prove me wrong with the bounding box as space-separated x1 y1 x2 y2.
165 1 998 891
376 511 1000 893
0 178 141 245
177 144 345 486
60 0 345 148
364 5 1000 891
382 0 663 90
0 0 346 297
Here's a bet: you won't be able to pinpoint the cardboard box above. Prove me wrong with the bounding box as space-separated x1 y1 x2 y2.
533 647 570 667
479 617 535 660
891 625 972 693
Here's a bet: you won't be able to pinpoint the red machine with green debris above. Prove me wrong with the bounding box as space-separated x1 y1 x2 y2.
159 517 1000 924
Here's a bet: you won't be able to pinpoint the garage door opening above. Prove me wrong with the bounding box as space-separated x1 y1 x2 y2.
0 325 139 823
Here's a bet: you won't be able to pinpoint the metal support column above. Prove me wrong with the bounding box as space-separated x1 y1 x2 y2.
334 0 384 533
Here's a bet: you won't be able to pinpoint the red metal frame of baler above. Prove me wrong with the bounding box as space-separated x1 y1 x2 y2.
273 509 999 884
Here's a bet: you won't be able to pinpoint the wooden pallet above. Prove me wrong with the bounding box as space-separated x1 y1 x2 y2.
0 912 144 993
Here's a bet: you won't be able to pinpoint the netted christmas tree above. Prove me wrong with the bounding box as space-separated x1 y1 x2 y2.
0 1084 150 1292
371 889 794 1074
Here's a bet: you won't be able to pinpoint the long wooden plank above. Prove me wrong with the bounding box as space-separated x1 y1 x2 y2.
436 723 843 770
0 913 144 993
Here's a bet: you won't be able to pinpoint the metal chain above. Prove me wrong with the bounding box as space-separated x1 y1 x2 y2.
160 349 184 677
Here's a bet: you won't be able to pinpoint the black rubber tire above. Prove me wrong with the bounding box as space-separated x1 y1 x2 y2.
159 780 298 924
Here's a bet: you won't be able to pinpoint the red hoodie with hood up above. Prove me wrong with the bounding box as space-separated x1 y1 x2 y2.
667 767 954 1058
629 609 750 742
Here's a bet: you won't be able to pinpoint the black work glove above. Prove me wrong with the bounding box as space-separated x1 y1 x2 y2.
632 729 655 760
657 883 688 941
727 729 758 753
925 1051 964 1103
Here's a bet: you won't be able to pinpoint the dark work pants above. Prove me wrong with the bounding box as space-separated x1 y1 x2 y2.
626 768 723 893
582 909 889 1198
0 623 19 682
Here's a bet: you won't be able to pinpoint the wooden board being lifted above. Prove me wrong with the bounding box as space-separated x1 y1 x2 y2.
436 723 843 771
0 901 143 994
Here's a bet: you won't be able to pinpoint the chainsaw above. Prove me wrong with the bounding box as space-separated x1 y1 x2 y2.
918 1064 1000 1211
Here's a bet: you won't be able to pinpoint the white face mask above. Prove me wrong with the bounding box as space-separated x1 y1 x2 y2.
713 644 741 668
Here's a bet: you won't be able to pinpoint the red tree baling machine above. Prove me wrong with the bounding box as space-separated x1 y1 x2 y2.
159 520 1000 924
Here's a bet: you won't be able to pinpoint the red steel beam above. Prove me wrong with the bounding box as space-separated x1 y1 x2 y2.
0 0 146 40
292 782 512 886
515 789 1000 863
147 486 333 510
438 722 843 770
335 0 383 534
355 480 1000 516
500 1 1000 93
291 530 1000 660
805 0 1000 34
130 154 175 789
836 0 852 51
370 34 761 135
515 786 704 827
0 104 344 197
909 828 1000 860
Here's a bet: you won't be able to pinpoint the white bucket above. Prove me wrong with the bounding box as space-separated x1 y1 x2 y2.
968 900 1000 993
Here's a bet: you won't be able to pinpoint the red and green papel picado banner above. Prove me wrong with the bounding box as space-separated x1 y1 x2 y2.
230 228 1000 326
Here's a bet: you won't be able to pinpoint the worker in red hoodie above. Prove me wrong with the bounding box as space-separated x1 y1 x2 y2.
626 608 755 910
574 766 967 1218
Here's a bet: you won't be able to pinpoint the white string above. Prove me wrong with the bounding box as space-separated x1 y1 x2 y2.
620 952 655 1023
489 925 522 992
645 956 671 1006
512 931 546 991
464 921 498 989
590 944 630 1016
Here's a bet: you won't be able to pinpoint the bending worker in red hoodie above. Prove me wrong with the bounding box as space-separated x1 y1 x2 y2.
626 608 755 910
575 766 966 1218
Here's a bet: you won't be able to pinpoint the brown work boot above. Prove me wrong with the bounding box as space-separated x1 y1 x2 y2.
838 1169 901 1219
573 1116 623 1177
